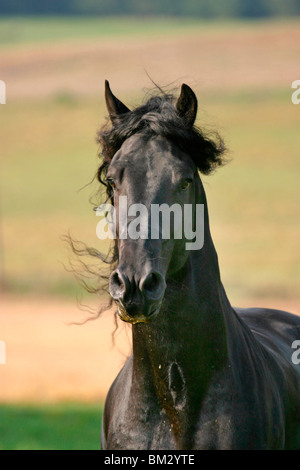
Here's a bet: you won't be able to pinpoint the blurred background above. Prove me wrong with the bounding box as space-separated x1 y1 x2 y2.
0 0 299 449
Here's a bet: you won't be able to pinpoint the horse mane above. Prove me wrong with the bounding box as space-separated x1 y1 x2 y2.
97 90 227 193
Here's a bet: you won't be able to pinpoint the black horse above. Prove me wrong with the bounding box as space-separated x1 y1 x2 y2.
97 81 300 450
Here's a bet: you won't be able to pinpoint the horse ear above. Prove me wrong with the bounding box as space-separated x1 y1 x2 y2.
176 84 198 127
105 80 130 122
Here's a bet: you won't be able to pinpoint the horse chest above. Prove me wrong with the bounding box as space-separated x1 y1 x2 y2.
105 362 190 450
107 401 179 450
107 387 235 450
105 357 287 450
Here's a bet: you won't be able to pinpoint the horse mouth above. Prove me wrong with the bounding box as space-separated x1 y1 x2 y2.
117 300 161 324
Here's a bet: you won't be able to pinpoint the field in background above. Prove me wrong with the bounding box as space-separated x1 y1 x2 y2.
1 16 298 48
0 17 299 449
0 17 256 48
1 17 299 299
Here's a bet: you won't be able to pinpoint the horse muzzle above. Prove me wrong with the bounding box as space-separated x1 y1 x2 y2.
109 269 166 324
116 299 162 324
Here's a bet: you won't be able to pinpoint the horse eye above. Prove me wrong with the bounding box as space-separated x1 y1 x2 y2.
106 177 116 189
179 178 192 191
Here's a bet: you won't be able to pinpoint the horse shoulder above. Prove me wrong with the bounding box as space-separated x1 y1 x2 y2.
233 306 300 449
235 306 300 371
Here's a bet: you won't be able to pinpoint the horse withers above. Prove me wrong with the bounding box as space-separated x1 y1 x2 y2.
97 81 300 450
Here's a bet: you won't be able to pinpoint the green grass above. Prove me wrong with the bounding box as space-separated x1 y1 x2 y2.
0 402 103 450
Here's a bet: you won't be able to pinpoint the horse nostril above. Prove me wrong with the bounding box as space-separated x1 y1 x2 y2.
143 273 158 292
109 270 126 300
141 272 166 301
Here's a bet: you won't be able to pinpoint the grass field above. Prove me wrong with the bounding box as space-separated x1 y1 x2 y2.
0 402 102 450
1 16 295 48
0 16 299 450
0 17 216 47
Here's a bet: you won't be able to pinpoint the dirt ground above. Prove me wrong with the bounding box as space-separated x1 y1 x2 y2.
0 295 132 403
0 294 299 403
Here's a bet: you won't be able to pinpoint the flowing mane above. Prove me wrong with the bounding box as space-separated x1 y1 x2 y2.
97 90 227 196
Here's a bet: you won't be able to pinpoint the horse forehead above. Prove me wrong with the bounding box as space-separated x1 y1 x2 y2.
121 134 173 161
119 134 190 176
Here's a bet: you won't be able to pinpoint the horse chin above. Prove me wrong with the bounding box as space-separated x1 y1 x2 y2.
116 301 161 324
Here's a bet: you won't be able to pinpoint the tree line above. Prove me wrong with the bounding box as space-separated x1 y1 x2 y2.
0 0 299 17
